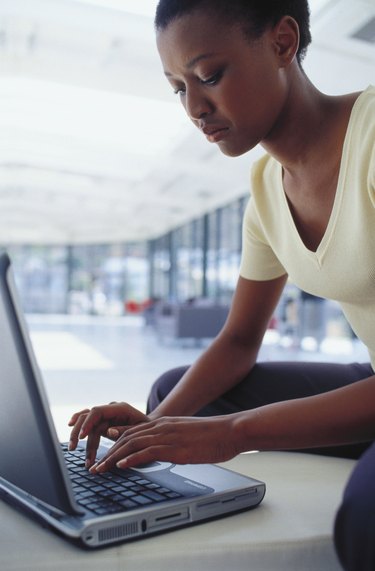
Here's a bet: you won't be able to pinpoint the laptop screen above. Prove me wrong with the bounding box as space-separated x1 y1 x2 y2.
0 254 77 514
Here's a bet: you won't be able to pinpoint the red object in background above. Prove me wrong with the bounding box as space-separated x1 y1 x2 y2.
125 300 140 313
125 299 153 313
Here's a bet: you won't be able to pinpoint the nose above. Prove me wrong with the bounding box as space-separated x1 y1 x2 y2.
184 86 213 121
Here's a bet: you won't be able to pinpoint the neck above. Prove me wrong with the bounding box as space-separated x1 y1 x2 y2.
260 66 345 177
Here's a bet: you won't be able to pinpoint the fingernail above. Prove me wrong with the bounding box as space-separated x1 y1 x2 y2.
108 428 119 439
116 460 127 469
94 462 105 473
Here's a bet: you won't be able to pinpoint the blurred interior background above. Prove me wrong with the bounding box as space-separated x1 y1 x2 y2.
0 0 374 438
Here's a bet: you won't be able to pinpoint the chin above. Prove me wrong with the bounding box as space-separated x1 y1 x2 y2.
217 141 256 158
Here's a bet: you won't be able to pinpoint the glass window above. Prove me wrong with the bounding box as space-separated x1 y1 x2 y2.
151 235 171 301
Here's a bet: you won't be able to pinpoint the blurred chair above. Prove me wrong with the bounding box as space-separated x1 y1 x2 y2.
153 300 230 343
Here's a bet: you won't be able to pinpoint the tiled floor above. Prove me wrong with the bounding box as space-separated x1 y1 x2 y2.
26 313 370 441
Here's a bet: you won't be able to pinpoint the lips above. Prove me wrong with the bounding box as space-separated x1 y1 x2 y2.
201 125 226 136
200 124 229 143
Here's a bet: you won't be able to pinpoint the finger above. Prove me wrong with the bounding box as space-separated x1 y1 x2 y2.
79 402 145 439
91 434 159 473
104 423 157 456
106 426 126 440
78 404 119 439
68 408 90 426
85 425 108 468
99 423 180 468
69 413 89 450
116 446 172 470
88 437 123 472
108 420 159 445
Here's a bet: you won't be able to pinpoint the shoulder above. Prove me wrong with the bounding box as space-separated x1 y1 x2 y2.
351 86 375 185
347 86 375 144
248 153 285 224
250 153 278 193
355 85 375 113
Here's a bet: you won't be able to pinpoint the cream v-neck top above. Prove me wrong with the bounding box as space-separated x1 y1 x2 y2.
240 85 375 365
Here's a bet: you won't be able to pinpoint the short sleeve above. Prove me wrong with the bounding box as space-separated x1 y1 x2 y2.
239 198 287 281
368 136 375 206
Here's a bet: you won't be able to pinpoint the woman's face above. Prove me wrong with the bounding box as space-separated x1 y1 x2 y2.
156 9 296 157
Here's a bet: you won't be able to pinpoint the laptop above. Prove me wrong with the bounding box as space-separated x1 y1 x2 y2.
0 252 265 548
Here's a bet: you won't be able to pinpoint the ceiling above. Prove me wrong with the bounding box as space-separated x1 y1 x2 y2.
0 0 374 245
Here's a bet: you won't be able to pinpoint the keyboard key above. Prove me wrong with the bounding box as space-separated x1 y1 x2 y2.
91 485 107 493
143 490 167 502
132 495 153 505
118 499 137 509
120 490 136 498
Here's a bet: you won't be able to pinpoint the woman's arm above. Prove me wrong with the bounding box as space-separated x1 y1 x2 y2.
91 373 375 473
236 373 375 451
148 274 288 418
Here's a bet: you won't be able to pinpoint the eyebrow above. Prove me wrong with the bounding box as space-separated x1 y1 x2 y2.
164 53 216 77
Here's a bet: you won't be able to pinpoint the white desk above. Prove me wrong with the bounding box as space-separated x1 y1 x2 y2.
0 452 354 571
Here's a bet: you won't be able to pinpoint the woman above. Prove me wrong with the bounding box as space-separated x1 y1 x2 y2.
69 2 375 569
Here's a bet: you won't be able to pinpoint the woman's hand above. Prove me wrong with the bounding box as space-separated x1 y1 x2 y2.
89 414 242 473
68 402 149 468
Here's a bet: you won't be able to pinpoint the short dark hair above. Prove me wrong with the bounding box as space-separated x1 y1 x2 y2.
155 0 312 65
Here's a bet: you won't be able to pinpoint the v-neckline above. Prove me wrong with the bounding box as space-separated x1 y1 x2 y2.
277 160 344 263
276 92 362 264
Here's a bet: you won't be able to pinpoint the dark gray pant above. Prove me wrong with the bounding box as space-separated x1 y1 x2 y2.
147 360 375 570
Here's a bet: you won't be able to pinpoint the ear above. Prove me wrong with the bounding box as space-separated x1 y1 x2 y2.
272 16 300 67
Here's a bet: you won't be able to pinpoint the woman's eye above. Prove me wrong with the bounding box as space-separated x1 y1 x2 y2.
201 71 223 86
173 86 186 96
171 70 222 96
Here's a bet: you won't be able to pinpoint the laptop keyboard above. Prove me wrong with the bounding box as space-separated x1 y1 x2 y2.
61 445 183 516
